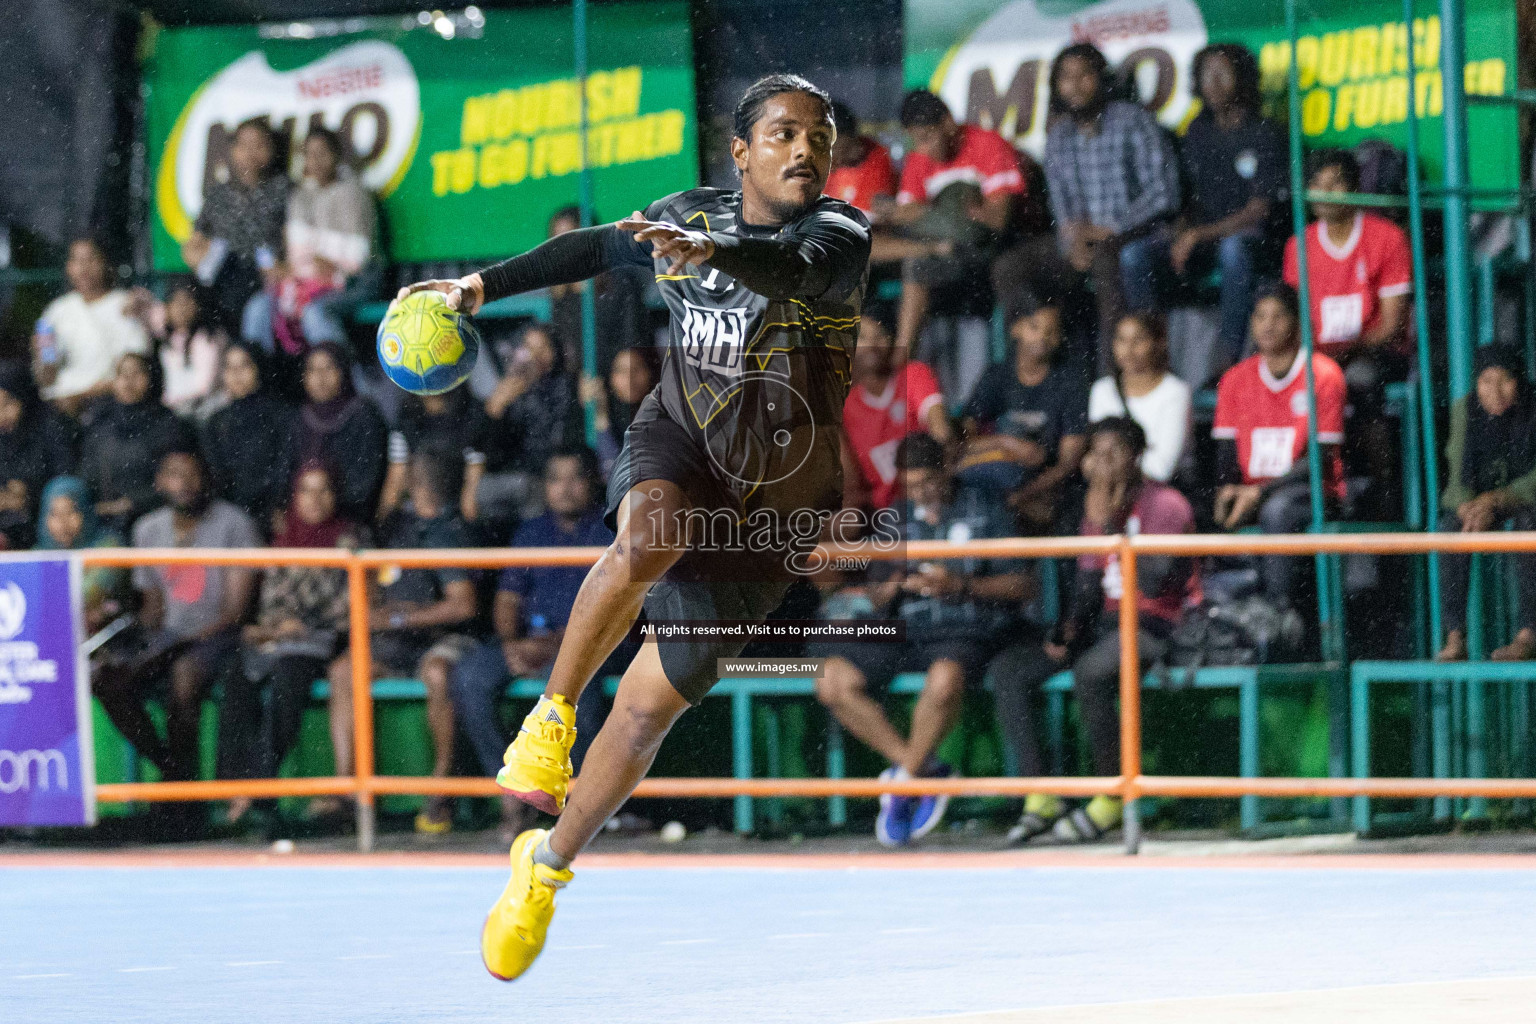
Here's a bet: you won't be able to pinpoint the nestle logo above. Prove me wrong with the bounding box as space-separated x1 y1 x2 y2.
297 63 384 99
1071 6 1171 43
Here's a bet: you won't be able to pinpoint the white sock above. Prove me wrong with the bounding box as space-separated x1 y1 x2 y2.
533 836 571 873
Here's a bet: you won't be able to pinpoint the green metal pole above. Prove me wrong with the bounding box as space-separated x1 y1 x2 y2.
574 0 599 446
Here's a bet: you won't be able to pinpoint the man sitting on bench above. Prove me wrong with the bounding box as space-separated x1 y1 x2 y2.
989 416 1199 844
813 435 1032 847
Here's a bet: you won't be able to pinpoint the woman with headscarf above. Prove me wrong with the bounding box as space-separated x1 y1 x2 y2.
1437 344 1536 661
284 342 388 525
224 462 365 826
35 475 129 633
201 342 294 532
0 361 78 548
78 352 191 534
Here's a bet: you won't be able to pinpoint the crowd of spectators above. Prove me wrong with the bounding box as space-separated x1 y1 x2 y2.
4 37 1495 847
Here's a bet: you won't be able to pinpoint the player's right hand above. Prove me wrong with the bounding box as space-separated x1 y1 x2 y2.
396 273 485 314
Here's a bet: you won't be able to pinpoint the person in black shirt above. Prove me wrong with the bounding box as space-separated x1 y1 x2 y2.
79 353 193 535
1121 44 1286 369
546 205 648 378
959 304 1088 532
0 361 77 548
478 323 582 524
284 343 388 525
397 73 869 980
200 342 293 533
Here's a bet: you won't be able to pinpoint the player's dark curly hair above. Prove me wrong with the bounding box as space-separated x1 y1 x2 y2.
1192 43 1262 115
733 74 833 143
1048 43 1114 117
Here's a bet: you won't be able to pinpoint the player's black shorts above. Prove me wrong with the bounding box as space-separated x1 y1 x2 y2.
606 411 807 705
810 635 1005 693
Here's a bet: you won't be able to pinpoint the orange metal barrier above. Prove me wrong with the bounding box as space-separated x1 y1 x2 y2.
78 532 1536 852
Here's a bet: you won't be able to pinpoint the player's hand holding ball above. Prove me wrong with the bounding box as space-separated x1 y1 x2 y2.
395 272 485 314
378 278 484 396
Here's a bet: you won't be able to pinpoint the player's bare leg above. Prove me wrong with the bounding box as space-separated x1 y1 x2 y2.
547 642 690 862
495 480 691 813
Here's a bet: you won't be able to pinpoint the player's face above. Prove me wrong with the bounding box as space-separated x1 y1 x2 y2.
1250 296 1298 357
294 468 337 525
112 355 151 406
544 456 592 517
222 346 259 400
733 91 834 222
1056 55 1101 114
1477 366 1519 418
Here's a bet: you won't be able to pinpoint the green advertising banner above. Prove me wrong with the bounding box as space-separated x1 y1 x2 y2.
905 0 1518 190
144 5 698 269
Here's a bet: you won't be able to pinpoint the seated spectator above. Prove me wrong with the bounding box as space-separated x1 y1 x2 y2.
450 446 615 841
285 343 388 525
93 449 257 789
183 120 289 333
245 126 378 389
546 206 647 378
224 462 363 826
480 323 582 523
990 417 1198 843
826 100 897 215
0 362 78 548
201 342 294 533
32 236 151 417
1282 148 1410 489
882 90 1023 395
813 435 1032 846
1212 282 1346 611
1088 313 1191 483
324 449 477 833
1043 43 1181 372
1437 345 1536 662
152 281 228 418
841 313 950 510
582 346 657 478
80 353 192 535
35 475 129 634
1121 44 1285 372
379 388 490 524
959 304 1087 532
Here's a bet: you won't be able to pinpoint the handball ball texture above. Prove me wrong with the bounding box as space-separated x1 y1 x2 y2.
377 290 481 395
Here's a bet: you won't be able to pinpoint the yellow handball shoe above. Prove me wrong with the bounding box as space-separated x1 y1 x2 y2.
481 828 572 981
496 695 577 815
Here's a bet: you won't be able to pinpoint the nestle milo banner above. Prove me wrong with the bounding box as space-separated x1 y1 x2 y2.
0 556 93 827
906 0 1518 189
145 5 698 268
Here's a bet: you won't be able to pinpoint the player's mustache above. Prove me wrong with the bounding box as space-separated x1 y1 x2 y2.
783 163 818 180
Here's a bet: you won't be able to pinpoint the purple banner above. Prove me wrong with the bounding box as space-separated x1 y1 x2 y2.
0 555 93 826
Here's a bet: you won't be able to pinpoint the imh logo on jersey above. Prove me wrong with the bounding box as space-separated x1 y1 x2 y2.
155 40 421 243
680 301 749 376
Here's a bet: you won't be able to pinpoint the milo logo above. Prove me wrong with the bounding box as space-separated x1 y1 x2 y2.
155 40 421 241
932 0 1209 158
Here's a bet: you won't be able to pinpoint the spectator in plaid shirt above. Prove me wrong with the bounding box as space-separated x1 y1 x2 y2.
1043 43 1181 372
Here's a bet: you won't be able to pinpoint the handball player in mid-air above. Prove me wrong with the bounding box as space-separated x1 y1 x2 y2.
398 73 871 981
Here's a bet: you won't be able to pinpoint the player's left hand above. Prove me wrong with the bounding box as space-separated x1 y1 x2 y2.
618 212 715 275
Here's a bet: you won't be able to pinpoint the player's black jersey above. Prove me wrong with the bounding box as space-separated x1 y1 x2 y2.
620 187 871 517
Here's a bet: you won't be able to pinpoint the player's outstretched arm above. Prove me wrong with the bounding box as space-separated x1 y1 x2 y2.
395 223 653 313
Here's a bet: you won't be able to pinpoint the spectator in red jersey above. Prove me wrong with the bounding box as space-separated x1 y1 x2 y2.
989 416 1199 845
1212 282 1346 611
880 90 1027 395
1282 148 1410 492
826 101 896 215
840 313 951 510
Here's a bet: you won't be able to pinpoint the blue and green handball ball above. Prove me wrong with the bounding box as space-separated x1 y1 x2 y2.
376 290 481 395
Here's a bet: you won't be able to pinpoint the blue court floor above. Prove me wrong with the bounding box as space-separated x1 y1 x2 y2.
4 856 1536 1023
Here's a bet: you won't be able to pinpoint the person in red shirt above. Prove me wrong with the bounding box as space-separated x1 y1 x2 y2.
1282 148 1410 493
826 101 896 215
988 416 1199 844
880 90 1028 371
1213 281 1346 610
840 313 951 510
